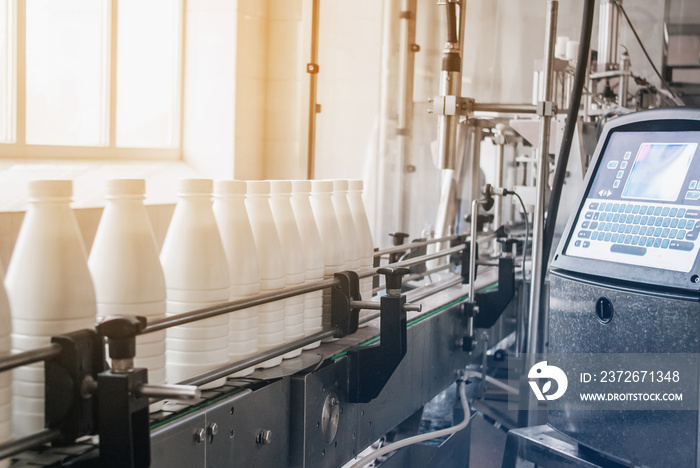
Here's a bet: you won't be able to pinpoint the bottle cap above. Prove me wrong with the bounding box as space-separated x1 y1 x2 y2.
246 180 270 195
331 179 348 191
348 180 363 191
214 179 246 196
106 179 145 197
28 180 72 200
311 180 333 193
269 180 292 195
178 179 212 195
291 180 311 193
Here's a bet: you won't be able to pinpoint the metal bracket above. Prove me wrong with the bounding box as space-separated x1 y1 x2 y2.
461 242 477 284
45 329 104 446
306 63 319 74
330 270 362 338
536 100 557 117
473 256 515 329
429 96 474 116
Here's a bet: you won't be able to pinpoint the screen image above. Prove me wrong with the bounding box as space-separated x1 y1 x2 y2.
621 142 697 201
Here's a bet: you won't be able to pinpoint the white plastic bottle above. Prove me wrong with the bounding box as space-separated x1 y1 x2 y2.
88 179 167 410
331 180 361 272
213 180 260 376
160 179 230 389
245 181 286 368
0 263 12 463
290 180 325 349
268 181 306 359
309 180 346 336
5 180 97 437
348 180 375 321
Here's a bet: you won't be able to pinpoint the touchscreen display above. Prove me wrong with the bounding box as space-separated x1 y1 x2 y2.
621 143 697 201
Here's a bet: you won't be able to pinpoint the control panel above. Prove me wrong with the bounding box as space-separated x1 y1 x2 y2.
553 109 700 291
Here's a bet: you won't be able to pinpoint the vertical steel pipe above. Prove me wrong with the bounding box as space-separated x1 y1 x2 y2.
526 0 558 360
597 0 620 72
306 0 321 179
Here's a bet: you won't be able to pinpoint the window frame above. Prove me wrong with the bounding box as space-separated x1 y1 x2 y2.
0 0 184 161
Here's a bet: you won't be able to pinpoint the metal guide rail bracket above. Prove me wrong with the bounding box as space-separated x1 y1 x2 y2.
429 95 474 116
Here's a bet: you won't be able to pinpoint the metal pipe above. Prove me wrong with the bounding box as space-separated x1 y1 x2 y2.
0 429 61 461
597 0 619 72
527 0 558 360
397 0 418 232
136 384 201 401
374 234 461 258
143 278 338 334
306 0 320 179
0 343 61 373
492 125 506 255
472 103 538 114
468 200 486 301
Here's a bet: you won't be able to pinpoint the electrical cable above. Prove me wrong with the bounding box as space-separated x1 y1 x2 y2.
539 0 595 289
348 379 471 468
611 0 684 106
512 191 529 285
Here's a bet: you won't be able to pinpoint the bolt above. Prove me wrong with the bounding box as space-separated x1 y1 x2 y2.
193 428 206 445
410 44 420 52
256 429 272 445
207 423 219 443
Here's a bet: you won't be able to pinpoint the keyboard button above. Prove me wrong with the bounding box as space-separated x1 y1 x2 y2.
633 215 641 224
604 223 612 231
613 214 620 223
625 214 634 223
639 206 647 215
593 212 600 220
604 233 612 242
670 229 678 238
583 241 590 248
606 213 613 222
624 235 632 244
639 226 647 236
582 221 590 229
647 217 655 226
611 244 647 256
679 219 687 229
641 216 648 225
654 227 662 237
625 204 633 213
618 204 626 213
677 230 686 240
654 217 663 227
590 222 599 229
669 240 694 251
613 203 620 212
678 208 687 217
598 204 605 211
632 205 640 214
585 212 593 220
632 225 640 235
632 235 640 245
662 228 670 238
686 209 700 219
691 180 698 190
591 232 598 240
605 203 613 212
607 161 619 169
625 225 633 234
662 239 670 249
671 218 678 228
670 207 678 217
647 205 655 214
612 224 620 233
646 238 655 247
589 202 599 210
575 240 581 247
654 238 662 248
639 236 647 245
685 191 700 200
687 220 695 230
598 223 605 231
654 206 663 216
612 233 619 242
661 207 670 216
686 227 700 241
662 218 670 227
578 230 591 238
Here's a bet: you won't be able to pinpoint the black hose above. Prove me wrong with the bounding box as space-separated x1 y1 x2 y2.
539 0 595 283
445 1 457 44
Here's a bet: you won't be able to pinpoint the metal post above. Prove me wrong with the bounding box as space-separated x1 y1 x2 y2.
597 0 620 72
526 0 557 367
397 0 417 232
306 0 320 179
492 125 505 255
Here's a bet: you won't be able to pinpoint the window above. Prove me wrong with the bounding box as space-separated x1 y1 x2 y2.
0 0 182 159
